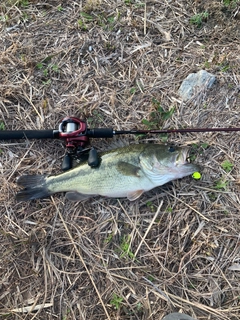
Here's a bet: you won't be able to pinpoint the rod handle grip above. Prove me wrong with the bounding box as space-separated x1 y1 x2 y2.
0 130 59 140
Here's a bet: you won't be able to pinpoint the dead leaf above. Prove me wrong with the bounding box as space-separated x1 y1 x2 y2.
228 263 240 271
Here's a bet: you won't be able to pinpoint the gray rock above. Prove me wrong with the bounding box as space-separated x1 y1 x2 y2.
178 70 216 101
162 312 196 320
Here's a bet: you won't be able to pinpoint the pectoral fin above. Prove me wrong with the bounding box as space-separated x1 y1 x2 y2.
127 190 144 201
65 191 94 201
117 161 141 177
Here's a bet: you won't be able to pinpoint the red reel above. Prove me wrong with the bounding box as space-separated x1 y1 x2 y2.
58 116 89 149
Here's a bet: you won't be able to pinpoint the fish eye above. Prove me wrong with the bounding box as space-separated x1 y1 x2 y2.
168 146 175 152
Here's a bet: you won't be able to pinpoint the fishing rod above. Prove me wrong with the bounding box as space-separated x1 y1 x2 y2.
0 116 239 170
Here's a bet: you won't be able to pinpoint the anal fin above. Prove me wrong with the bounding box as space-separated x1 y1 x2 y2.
65 191 94 201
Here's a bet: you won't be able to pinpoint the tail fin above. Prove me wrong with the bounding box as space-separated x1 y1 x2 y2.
16 175 51 201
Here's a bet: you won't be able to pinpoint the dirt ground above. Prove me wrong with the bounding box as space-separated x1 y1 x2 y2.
0 0 240 319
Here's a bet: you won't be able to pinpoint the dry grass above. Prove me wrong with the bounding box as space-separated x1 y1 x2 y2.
0 0 240 319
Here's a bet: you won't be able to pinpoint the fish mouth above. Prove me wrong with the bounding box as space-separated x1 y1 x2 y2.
176 147 190 165
176 147 200 172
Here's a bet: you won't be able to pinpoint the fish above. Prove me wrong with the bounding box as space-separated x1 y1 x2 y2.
16 143 199 202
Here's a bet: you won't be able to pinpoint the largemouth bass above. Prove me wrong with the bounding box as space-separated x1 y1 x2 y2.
16 143 199 201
